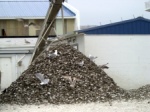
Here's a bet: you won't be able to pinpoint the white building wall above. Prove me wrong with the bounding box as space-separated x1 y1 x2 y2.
0 54 32 90
0 38 36 90
16 54 32 77
76 34 85 53
83 35 150 90
2 35 150 90
0 57 12 89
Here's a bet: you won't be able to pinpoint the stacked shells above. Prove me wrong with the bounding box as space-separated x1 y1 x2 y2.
0 44 129 104
128 84 150 100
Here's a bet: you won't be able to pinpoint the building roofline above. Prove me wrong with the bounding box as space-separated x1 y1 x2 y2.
0 1 76 18
77 17 150 33
0 16 76 19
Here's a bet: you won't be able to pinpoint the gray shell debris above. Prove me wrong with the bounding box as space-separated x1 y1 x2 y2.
128 84 150 101
0 44 142 104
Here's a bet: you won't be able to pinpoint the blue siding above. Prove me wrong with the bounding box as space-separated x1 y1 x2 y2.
78 17 150 34
0 1 75 18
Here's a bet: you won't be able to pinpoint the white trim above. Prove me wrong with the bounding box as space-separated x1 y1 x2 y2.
0 55 13 58
0 50 30 54
0 46 34 53
0 46 35 48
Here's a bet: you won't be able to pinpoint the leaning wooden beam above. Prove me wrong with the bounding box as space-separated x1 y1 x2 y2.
30 33 84 65
30 0 64 63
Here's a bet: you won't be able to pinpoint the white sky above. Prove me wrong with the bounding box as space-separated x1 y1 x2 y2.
68 0 150 25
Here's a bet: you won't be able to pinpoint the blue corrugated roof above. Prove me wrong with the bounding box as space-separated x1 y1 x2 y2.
78 17 150 34
0 0 75 18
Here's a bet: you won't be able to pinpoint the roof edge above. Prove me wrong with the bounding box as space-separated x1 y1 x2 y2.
0 16 76 19
78 17 150 33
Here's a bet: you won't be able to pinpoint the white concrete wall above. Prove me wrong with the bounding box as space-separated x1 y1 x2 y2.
0 54 32 90
16 54 32 77
2 35 150 90
0 57 12 89
0 38 36 90
83 35 150 90
76 34 85 53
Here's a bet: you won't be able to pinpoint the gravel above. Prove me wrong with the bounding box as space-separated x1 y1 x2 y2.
0 43 150 105
0 44 129 104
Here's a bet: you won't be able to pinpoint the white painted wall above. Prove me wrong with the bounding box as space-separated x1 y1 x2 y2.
16 54 32 77
2 35 150 90
0 57 12 90
0 54 32 90
76 34 85 53
80 35 150 90
0 38 36 90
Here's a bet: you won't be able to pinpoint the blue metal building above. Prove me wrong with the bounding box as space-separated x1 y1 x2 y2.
78 17 150 34
0 0 76 19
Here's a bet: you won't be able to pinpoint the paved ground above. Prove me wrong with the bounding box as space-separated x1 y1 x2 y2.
0 100 150 112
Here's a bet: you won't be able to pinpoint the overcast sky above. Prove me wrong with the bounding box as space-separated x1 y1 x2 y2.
68 0 150 26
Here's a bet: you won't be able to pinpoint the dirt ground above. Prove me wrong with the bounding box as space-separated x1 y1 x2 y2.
0 100 150 112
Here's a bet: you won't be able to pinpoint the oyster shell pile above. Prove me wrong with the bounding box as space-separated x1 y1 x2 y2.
128 84 150 100
0 44 129 104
